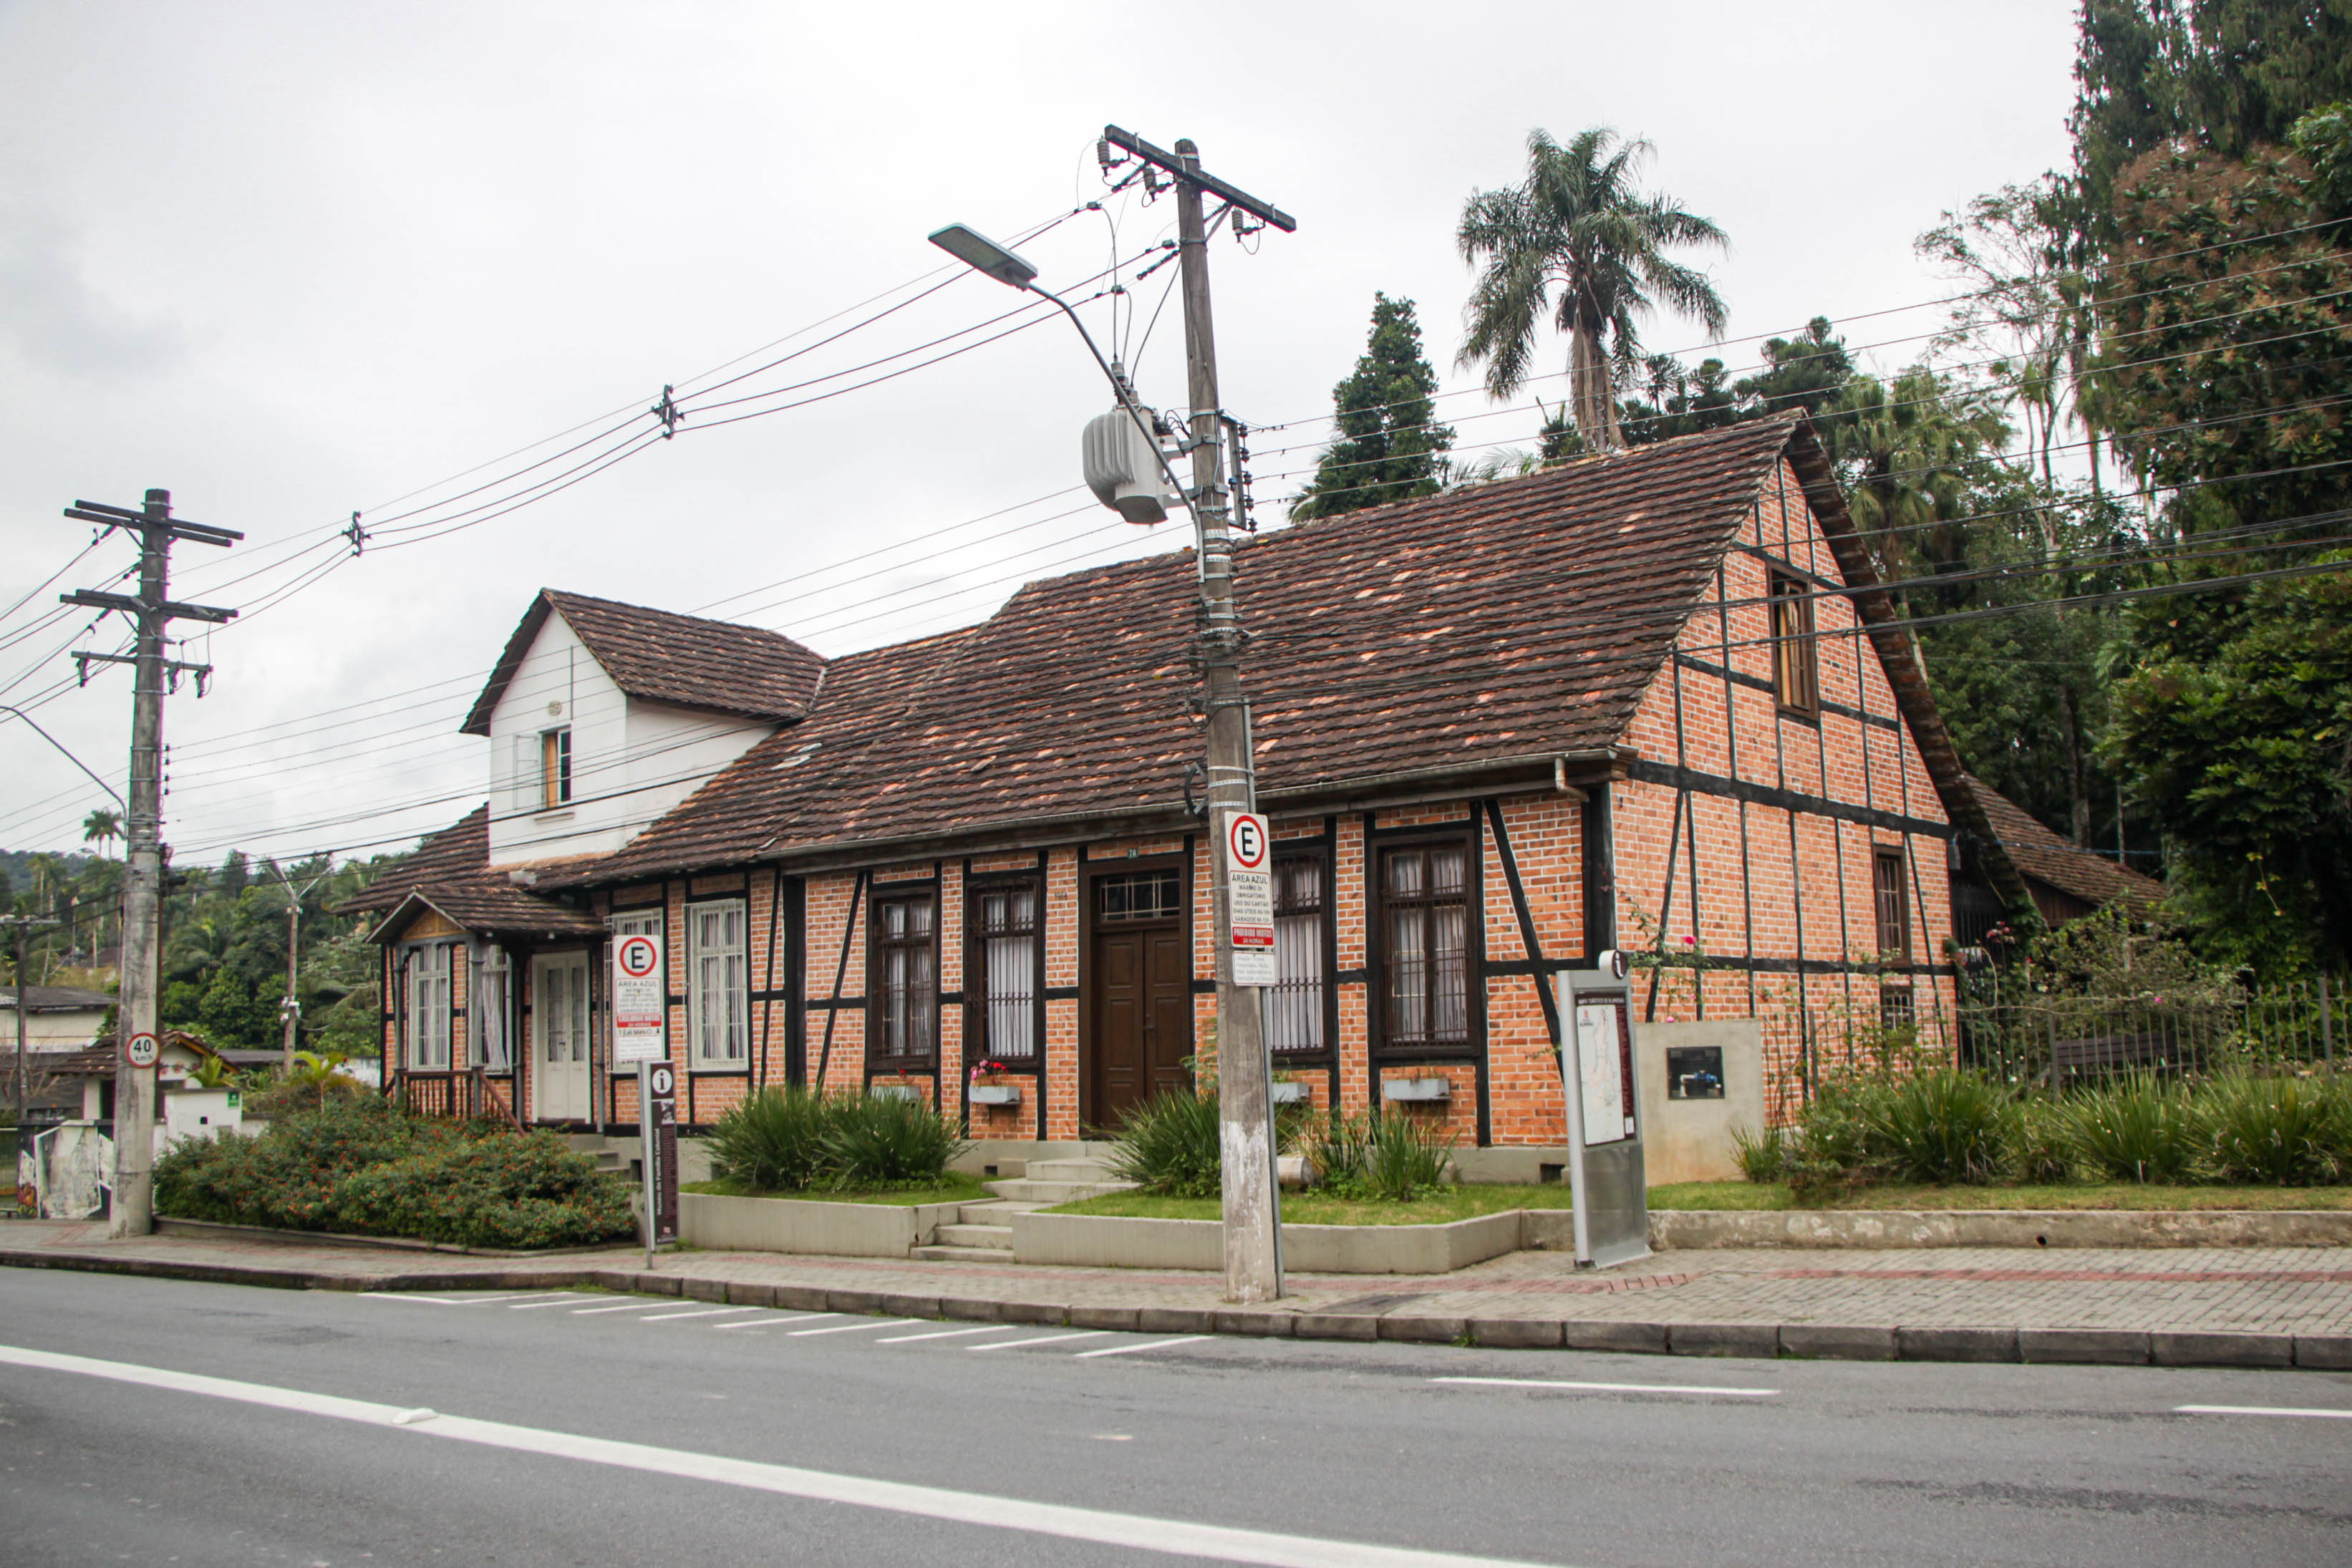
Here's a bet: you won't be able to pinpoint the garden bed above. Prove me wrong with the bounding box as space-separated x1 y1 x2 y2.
680 1173 987 1207
1652 1181 2352 1211
1051 1184 1575 1225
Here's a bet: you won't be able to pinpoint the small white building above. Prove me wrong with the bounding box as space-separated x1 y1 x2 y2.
0 984 112 1052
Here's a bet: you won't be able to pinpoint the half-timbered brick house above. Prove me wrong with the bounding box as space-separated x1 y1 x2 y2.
350 415 2062 1168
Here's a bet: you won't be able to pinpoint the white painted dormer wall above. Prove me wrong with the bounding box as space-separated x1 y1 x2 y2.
484 608 775 868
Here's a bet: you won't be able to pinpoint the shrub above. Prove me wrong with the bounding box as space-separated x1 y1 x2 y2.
2199 1072 2349 1186
1106 1090 1221 1198
2008 1098 2078 1184
1730 1122 1790 1184
152 1095 632 1249
1869 1069 2013 1184
1302 1110 1373 1194
2058 1073 2200 1184
1363 1110 1453 1200
1784 1076 1887 1195
818 1093 968 1189
707 1085 832 1191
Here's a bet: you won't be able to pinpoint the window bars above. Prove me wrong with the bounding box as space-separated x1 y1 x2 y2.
1382 845 1468 1050
974 883 1039 1060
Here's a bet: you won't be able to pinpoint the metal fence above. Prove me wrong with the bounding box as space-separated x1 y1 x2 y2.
1956 973 2341 1085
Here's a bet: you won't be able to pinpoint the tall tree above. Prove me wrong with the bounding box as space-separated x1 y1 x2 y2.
81 808 122 860
1456 127 1728 450
1291 294 1456 520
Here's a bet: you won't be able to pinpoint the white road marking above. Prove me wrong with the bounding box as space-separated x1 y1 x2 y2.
1076 1335 1211 1358
571 1300 676 1315
507 1298 594 1310
788 1318 924 1337
0 1342 1566 1568
1431 1377 1779 1398
361 1292 571 1306
876 1325 1020 1344
715 1313 837 1330
2177 1404 2352 1420
972 1331 1110 1352
638 1307 763 1322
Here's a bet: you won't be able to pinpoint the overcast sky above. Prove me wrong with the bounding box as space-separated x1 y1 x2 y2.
0 0 2081 869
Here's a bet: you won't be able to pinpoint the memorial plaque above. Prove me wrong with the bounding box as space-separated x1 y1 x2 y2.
1665 1045 1726 1100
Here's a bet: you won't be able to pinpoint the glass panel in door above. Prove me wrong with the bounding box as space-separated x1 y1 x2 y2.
533 953 593 1122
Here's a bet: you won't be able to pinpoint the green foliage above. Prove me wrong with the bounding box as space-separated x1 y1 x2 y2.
1729 1122 1791 1184
1291 294 1454 520
2056 1073 2203 1183
703 1087 967 1192
1871 1069 2014 1184
153 1095 634 1249
1105 1089 1223 1199
1361 1112 1456 1201
2199 1071 2351 1184
198 965 281 1049
1302 1109 1373 1194
2010 1098 2081 1184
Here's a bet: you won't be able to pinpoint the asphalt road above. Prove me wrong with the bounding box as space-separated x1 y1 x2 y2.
1 1269 2347 1567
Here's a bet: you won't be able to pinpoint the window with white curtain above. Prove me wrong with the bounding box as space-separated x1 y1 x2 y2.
972 882 1037 1060
1269 855 1326 1053
470 945 511 1072
687 901 747 1066
406 942 453 1069
874 892 937 1065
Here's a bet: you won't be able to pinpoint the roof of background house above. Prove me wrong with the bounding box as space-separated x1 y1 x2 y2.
338 806 490 914
0 984 114 1012
336 805 604 937
559 416 1814 883
459 589 826 736
1957 773 2165 911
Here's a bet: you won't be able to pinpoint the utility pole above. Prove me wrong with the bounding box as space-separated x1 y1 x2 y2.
1108 127 1294 1303
4 916 60 1127
272 863 330 1073
60 490 239 1237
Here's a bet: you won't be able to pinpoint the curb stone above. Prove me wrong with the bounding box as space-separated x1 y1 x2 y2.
1471 1318 1564 1350
1564 1320 1668 1354
1670 1322 1780 1358
1896 1326 2018 1363
2151 1331 2294 1368
1292 1312 1379 1342
1778 1325 1896 1361
2293 1335 2352 1370
2020 1328 2150 1365
1378 1315 1466 1345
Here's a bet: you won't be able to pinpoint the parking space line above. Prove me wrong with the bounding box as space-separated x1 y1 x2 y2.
361 1292 571 1306
507 1297 594 1310
715 1313 837 1330
972 1331 1111 1352
788 1318 924 1337
639 1307 764 1322
876 1325 1020 1345
1075 1336 1210 1358
571 1300 674 1315
1431 1377 1778 1398
2177 1404 2352 1420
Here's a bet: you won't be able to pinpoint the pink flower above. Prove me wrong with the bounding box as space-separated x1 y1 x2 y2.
1683 935 1695 945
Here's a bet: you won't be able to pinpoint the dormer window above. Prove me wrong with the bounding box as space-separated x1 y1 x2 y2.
541 727 572 810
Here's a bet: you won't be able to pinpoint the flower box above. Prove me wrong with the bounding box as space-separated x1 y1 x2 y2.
871 1083 921 1103
969 1084 1022 1106
1269 1080 1311 1105
1382 1076 1451 1103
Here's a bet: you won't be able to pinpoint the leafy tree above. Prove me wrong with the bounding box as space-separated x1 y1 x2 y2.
1291 294 1455 520
197 964 279 1048
1619 355 1738 443
2106 556 2352 972
1456 127 1727 449
80 809 122 859
1736 317 1857 423
1827 367 2011 575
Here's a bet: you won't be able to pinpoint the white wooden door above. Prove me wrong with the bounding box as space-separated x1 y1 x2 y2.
533 952 591 1123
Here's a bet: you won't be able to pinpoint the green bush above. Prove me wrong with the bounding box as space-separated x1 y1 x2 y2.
707 1085 832 1191
1869 1069 2012 1184
1730 1122 1791 1183
153 1095 632 1249
2057 1073 2200 1184
818 1093 968 1188
2008 1098 2078 1184
1363 1110 1454 1201
1106 1090 1222 1198
2199 1073 2349 1185
1785 1076 1887 1194
1302 1110 1373 1194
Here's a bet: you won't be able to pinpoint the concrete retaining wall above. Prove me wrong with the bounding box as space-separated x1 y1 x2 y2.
1647 1207 2352 1249
1009 1208 1524 1274
677 1193 961 1257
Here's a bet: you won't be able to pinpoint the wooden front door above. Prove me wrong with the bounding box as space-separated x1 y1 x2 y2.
532 952 591 1123
1085 867 1192 1130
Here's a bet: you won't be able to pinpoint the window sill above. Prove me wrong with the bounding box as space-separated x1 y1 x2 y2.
1776 705 1821 726
534 809 576 824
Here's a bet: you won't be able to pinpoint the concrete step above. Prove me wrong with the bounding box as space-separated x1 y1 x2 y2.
934 1221 1014 1248
910 1244 1017 1264
957 1199 1042 1221
982 1177 1137 1204
1024 1158 1121 1183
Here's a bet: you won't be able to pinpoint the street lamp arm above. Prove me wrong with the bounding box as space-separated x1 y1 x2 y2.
0 704 127 808
1020 281 1201 526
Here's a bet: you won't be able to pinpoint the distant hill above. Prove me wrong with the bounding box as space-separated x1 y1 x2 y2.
0 848 98 893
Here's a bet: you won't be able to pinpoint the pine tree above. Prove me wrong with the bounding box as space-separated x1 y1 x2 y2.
1291 294 1455 520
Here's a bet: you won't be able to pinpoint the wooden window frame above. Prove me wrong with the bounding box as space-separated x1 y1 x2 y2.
686 899 750 1070
868 886 939 1070
1368 830 1481 1061
540 726 573 810
1872 846 1912 963
1269 846 1335 1058
1769 571 1819 717
965 874 1043 1068
402 939 455 1071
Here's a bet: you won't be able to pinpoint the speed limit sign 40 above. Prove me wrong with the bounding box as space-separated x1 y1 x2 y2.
125 1032 160 1068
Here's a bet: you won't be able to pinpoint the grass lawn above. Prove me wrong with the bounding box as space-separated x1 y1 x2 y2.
1648 1181 2352 1211
679 1171 989 1206
1050 1184 1580 1225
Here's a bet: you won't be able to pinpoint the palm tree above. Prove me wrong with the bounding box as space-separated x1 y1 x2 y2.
1456 127 1729 450
82 808 122 859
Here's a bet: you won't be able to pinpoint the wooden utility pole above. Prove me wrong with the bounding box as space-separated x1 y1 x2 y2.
61 489 238 1236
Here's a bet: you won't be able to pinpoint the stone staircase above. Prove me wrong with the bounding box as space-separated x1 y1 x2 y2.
911 1149 1134 1264
565 1134 629 1176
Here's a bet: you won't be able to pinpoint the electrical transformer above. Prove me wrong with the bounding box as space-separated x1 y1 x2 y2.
1082 405 1175 524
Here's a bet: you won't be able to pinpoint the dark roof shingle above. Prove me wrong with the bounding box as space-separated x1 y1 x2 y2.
1958 774 2165 911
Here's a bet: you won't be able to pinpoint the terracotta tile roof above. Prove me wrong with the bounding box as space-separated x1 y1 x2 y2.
365 884 609 942
0 984 114 1012
337 805 603 937
556 417 1804 884
1957 774 2165 912
339 806 490 914
459 589 823 737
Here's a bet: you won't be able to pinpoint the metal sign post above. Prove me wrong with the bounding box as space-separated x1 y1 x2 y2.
1224 811 1277 989
1554 952 1651 1269
638 1059 678 1267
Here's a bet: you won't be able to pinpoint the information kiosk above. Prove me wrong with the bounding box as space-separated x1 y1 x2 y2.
1552 953 1651 1268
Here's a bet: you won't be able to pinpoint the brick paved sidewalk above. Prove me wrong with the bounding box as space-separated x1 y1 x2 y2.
5 1220 2348 1370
